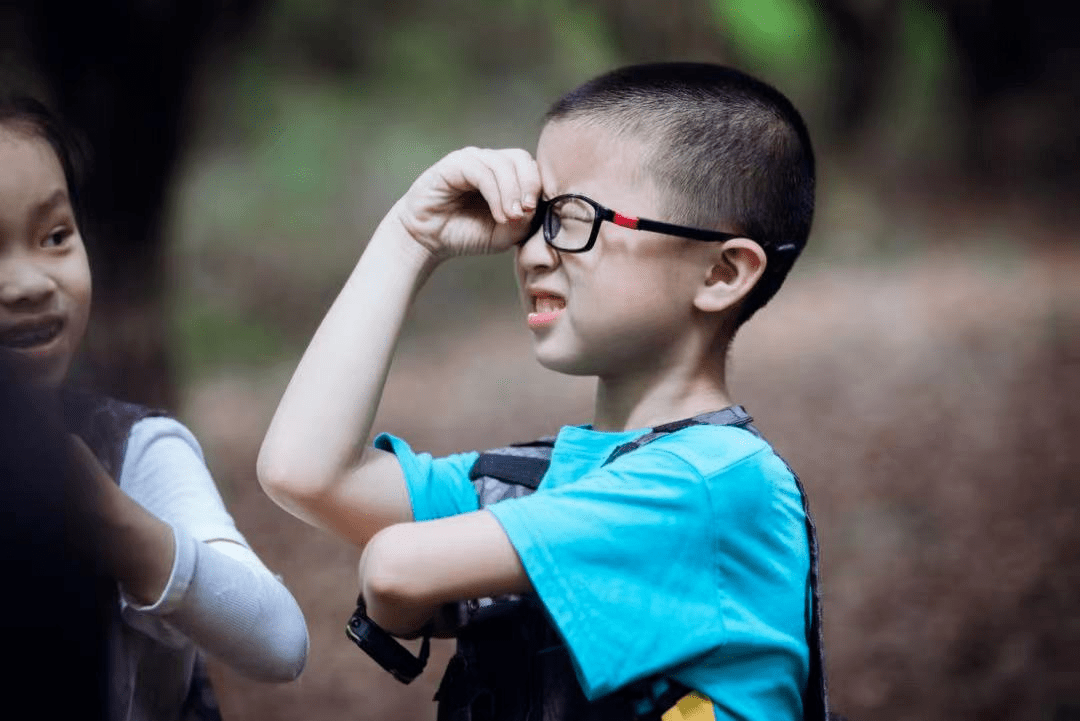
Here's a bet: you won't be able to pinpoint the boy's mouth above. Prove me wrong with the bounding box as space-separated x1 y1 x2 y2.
0 317 65 350
527 292 565 328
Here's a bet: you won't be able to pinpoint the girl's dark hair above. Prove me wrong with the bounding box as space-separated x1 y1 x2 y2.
0 96 89 227
546 63 816 326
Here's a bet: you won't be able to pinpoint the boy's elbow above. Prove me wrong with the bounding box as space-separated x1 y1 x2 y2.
256 443 323 508
362 526 428 610
256 448 294 504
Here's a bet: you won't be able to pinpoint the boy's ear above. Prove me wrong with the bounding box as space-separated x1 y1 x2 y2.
693 239 767 314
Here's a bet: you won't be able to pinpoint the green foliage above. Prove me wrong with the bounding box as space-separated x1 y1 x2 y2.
889 1 956 160
172 299 293 379
709 0 834 98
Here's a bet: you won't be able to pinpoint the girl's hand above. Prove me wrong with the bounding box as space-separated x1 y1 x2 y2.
69 434 176 605
391 147 542 261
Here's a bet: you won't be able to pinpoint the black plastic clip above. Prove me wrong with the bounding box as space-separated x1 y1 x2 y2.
345 595 431 684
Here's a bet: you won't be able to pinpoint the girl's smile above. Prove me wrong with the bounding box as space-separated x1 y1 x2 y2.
0 314 66 353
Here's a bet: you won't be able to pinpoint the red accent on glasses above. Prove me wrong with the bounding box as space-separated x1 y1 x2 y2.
612 212 639 230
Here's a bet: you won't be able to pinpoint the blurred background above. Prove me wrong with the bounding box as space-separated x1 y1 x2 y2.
2 1 1078 719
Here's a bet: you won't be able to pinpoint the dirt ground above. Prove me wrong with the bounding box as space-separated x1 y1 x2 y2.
187 247 1080 721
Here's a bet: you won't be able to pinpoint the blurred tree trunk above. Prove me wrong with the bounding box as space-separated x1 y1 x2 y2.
816 0 899 137
596 0 730 61
812 0 1079 188
941 0 1080 188
14 0 262 407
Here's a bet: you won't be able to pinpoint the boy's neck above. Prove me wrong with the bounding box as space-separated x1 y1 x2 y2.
591 366 733 433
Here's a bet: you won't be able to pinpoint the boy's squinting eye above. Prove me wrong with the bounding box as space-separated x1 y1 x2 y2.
557 211 590 225
554 202 592 224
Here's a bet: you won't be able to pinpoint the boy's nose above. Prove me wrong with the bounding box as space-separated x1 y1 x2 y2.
516 226 560 272
0 259 57 309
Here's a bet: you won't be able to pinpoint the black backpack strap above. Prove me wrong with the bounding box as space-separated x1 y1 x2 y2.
469 455 549 490
619 677 696 721
793 471 833 721
604 405 755 465
468 437 555 490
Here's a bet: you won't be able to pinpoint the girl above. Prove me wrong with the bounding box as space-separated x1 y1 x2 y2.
0 97 308 721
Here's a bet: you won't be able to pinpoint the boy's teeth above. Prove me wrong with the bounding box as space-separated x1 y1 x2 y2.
535 297 565 313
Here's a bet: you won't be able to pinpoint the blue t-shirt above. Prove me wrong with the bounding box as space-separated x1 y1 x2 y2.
375 422 809 721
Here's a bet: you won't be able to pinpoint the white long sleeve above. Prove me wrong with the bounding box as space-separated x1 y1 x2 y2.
117 416 308 682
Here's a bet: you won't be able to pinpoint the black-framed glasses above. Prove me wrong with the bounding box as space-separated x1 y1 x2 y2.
525 193 745 253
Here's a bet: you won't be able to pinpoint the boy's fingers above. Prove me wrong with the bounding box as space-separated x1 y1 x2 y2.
435 148 509 224
473 148 527 222
435 148 534 225
483 148 541 218
503 148 541 212
432 146 511 222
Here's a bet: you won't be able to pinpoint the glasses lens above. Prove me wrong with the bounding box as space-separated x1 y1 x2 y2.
545 196 595 251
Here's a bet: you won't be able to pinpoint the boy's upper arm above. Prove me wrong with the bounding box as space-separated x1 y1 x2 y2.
267 433 480 548
310 446 415 547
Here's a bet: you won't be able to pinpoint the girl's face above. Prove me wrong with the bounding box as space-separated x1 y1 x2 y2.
0 125 91 387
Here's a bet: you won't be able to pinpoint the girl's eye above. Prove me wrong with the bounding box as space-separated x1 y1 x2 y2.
42 228 71 248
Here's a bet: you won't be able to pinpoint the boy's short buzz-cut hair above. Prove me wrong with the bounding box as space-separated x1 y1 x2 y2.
545 62 815 326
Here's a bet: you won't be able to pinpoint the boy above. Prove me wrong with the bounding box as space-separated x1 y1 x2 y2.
259 62 819 721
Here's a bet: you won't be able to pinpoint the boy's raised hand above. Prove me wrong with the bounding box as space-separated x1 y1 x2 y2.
393 147 541 260
259 148 541 548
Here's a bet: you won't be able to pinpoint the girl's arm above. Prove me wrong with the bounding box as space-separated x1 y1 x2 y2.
71 434 175 605
257 148 540 547
105 419 309 681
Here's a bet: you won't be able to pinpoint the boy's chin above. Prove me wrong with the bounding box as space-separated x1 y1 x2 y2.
531 348 598 377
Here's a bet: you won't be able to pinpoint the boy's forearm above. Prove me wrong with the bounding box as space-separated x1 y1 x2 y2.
258 213 438 513
359 511 532 637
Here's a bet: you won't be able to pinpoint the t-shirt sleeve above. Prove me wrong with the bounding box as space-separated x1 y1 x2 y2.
373 433 480 521
486 443 791 701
